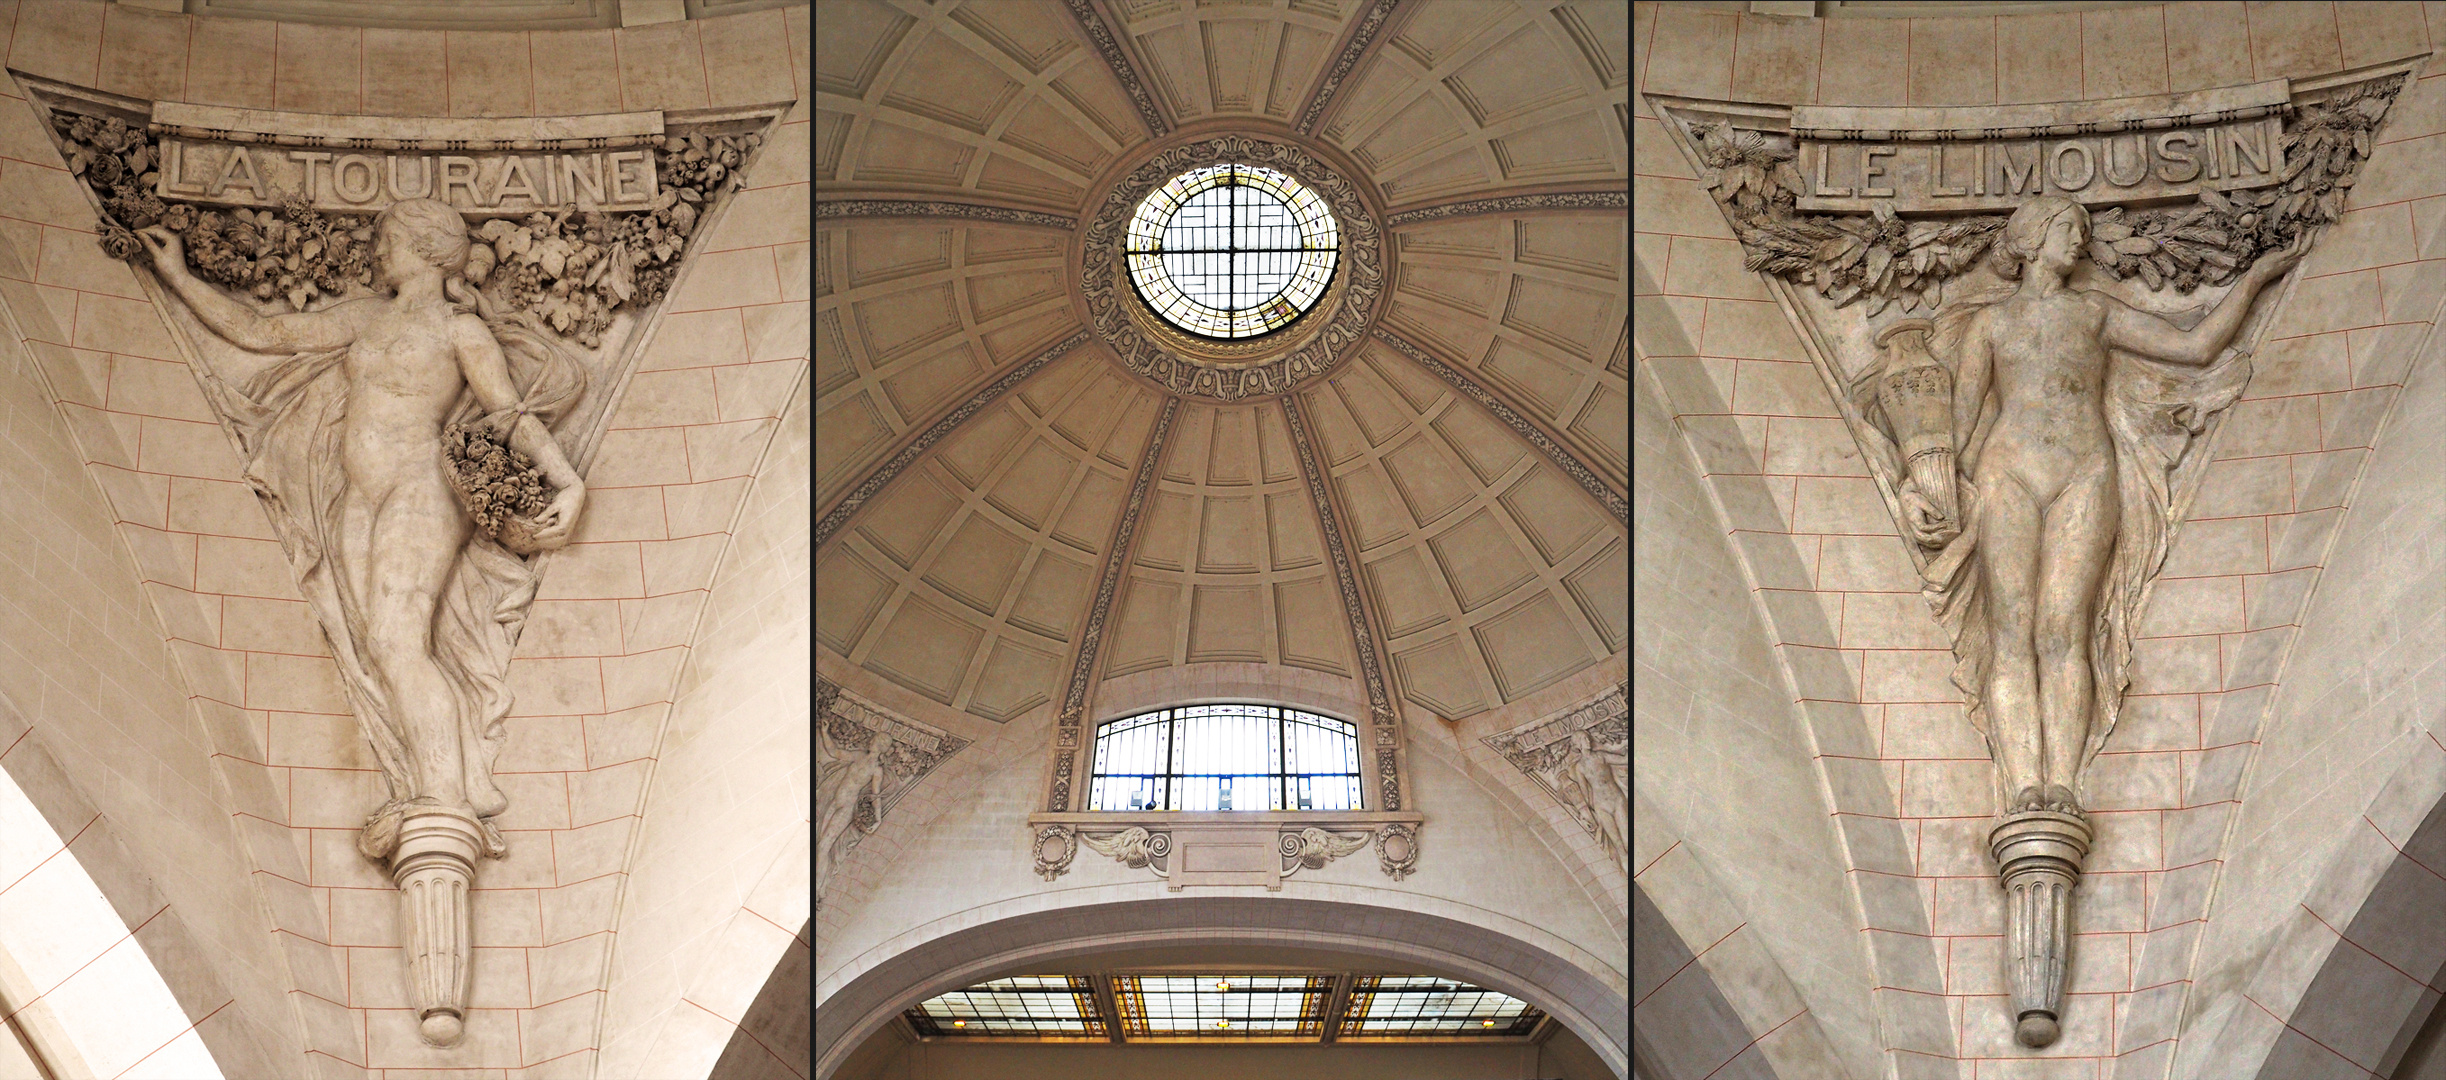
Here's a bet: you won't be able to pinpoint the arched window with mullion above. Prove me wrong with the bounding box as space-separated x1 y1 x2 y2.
1086 704 1361 811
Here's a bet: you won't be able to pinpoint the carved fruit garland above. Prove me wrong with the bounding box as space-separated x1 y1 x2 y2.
1686 74 2401 310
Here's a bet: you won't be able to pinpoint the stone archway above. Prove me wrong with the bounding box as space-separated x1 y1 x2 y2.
814 895 1629 1079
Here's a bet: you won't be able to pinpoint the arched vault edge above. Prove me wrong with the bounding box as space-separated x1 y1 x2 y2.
813 895 1630 1079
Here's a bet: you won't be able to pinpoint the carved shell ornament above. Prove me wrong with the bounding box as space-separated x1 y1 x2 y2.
1082 134 1385 402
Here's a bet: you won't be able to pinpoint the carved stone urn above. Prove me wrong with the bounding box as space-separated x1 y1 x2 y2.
1988 811 2092 1047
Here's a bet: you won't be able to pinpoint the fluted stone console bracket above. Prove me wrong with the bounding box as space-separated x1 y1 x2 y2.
1988 811 2092 1048
392 807 486 1047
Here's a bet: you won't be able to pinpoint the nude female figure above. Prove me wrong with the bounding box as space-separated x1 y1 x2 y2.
1931 196 2304 815
137 200 586 815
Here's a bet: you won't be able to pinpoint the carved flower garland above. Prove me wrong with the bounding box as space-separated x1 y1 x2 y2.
50 108 763 350
1688 74 2402 313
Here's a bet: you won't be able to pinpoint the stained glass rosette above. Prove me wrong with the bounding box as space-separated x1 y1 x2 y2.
1125 163 1340 340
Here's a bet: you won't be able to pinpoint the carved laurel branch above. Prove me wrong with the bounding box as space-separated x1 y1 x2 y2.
1083 135 1384 402
1294 0 1403 138
1049 396 1186 813
1381 190 1629 227
816 329 1092 550
1686 75 2401 314
1059 0 1171 139
814 200 1077 231
1370 328 1628 526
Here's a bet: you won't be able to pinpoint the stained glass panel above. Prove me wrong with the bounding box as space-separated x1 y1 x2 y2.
1124 163 1339 339
1085 704 1361 811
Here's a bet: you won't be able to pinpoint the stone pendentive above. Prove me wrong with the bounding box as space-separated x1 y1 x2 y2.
1655 66 2412 1050
1483 684 1628 871
817 679 973 906
31 81 795 1047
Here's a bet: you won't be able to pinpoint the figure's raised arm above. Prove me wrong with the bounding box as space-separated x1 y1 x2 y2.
2100 230 2310 366
138 227 366 353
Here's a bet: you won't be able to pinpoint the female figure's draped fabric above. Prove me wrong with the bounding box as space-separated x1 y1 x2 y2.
173 286 588 858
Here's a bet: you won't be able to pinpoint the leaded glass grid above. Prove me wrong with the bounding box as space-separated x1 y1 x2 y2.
1112 975 1332 1038
1124 163 1339 339
903 976 1107 1037
1337 975 1543 1037
1085 704 1361 812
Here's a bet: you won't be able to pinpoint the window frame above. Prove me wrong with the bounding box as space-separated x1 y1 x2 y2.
1084 703 1365 813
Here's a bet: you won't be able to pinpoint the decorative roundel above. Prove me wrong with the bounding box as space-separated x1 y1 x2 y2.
1083 134 1384 402
1124 163 1339 340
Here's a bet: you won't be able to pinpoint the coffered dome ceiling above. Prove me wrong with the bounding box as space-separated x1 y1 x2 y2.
816 0 1629 729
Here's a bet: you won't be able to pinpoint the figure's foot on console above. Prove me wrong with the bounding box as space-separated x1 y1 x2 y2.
2009 785 2048 814
2041 784 2083 816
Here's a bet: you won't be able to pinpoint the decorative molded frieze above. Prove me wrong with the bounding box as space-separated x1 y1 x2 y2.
817 681 972 902
1294 0 1403 138
1058 0 1171 139
815 200 1077 231
1030 813 1423 887
1381 190 1628 227
1483 685 1627 869
816 329 1093 550
1277 394 1402 812
1048 396 1184 812
1370 328 1627 526
1083 134 1384 401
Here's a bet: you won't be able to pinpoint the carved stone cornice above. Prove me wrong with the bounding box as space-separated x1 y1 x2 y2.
1382 190 1629 227
1278 394 1401 811
1293 0 1403 138
1030 811 1423 884
1370 328 1628 526
814 329 1093 550
1047 395 1185 812
815 200 1077 230
1059 0 1172 139
1082 134 1385 401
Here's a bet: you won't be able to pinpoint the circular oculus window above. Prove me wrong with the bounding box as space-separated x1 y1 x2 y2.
1124 163 1340 340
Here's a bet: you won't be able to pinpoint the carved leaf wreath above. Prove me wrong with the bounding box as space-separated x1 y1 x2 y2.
1686 75 2401 310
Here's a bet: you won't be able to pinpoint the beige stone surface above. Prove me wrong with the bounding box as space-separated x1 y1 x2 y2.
1638 2 2446 1074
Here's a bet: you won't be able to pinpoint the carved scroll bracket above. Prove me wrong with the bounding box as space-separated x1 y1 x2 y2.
1030 813 1424 888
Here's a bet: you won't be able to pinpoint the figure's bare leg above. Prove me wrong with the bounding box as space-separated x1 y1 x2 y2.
364 482 474 809
1976 473 2047 813
2035 465 2119 812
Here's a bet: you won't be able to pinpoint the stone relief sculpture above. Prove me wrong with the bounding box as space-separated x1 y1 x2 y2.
141 201 585 1048
1279 827 1370 876
1668 71 2405 1049
1484 686 1629 869
1080 827 1172 875
815 684 971 906
33 90 794 1048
